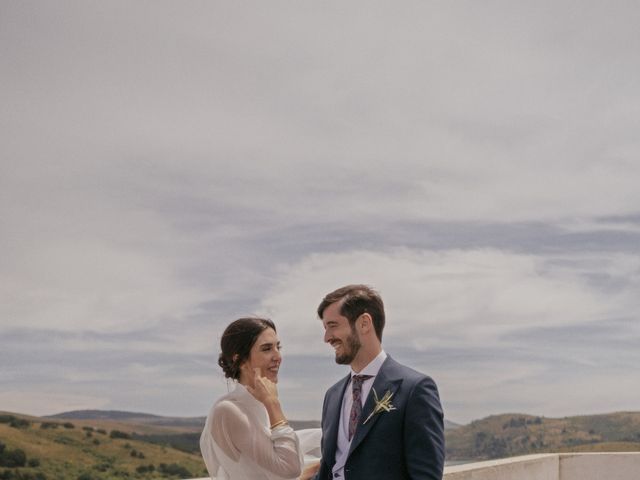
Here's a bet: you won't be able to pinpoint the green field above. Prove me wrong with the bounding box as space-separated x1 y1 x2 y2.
0 413 207 480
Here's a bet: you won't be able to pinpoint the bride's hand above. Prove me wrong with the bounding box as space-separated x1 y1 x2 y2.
245 367 279 405
299 461 320 480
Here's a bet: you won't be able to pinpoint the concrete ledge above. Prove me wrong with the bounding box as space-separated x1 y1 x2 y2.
189 452 640 479
444 454 559 480
443 452 640 480
560 452 640 480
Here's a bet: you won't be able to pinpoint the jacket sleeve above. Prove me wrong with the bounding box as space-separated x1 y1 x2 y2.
403 376 445 480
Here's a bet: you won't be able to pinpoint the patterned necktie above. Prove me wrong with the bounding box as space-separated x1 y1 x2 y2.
349 374 373 441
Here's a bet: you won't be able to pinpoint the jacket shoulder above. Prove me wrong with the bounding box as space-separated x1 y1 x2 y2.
383 356 437 385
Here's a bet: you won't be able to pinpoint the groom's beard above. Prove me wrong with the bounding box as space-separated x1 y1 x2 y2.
335 329 361 365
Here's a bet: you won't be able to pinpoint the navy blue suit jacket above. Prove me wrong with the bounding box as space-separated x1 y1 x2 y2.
316 356 445 480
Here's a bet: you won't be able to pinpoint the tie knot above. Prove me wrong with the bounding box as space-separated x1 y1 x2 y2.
352 374 373 387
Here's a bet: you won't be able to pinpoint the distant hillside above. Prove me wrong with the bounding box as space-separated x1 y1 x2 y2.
48 409 455 431
445 411 640 461
46 409 319 431
47 410 206 430
0 412 207 480
445 419 462 430
46 410 163 421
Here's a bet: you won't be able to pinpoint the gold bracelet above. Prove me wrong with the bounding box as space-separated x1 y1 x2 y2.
270 419 288 429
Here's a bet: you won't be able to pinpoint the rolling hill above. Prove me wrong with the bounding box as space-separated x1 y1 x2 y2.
445 411 640 461
4 408 640 478
0 412 207 480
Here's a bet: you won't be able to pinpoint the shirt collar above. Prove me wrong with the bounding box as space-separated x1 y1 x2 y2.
350 349 387 378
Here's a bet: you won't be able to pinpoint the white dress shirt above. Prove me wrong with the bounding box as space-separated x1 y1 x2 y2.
332 350 387 478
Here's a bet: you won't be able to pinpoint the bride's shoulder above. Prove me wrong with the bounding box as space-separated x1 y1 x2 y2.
213 397 242 415
212 398 250 426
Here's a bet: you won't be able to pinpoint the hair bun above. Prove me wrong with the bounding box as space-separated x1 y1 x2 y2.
218 354 233 379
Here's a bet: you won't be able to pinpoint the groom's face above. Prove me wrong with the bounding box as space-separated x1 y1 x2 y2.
322 301 362 365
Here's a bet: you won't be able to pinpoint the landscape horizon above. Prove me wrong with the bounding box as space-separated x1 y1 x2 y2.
3 407 639 479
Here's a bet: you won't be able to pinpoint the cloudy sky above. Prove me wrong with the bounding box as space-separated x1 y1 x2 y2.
1 1 639 425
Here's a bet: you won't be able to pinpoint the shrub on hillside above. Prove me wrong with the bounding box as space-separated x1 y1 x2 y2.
109 430 130 440
135 465 155 474
158 463 192 478
0 416 15 424
96 429 106 435
0 472 46 480
62 423 75 429
27 459 40 468
39 423 58 430
93 462 110 472
9 419 30 430
0 448 27 468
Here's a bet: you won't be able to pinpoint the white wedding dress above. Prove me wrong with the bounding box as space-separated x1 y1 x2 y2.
200 384 321 480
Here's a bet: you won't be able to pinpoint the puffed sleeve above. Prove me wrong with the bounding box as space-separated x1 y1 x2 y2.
200 405 221 479
211 400 302 479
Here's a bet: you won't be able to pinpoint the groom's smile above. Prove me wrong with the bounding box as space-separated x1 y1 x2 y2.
322 302 362 365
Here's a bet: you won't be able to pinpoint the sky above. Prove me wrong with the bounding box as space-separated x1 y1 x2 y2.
1 1 639 425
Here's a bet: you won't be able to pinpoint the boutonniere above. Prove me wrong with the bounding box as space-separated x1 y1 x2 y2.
362 388 396 425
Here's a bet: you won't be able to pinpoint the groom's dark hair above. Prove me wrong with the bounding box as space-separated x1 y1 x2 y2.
317 284 385 341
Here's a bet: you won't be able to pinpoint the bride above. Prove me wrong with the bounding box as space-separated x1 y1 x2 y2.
200 317 320 480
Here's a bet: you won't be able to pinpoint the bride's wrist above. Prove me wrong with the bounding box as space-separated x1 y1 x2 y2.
262 396 281 408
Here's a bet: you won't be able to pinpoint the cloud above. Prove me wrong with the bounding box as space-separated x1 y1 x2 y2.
255 248 640 422
259 248 639 353
2 1 640 423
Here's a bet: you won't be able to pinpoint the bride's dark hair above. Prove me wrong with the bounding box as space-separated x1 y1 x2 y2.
218 317 276 380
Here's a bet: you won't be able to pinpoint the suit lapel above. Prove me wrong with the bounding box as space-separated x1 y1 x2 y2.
323 373 350 467
348 357 403 456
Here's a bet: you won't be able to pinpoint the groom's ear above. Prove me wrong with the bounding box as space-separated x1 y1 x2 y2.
358 313 373 334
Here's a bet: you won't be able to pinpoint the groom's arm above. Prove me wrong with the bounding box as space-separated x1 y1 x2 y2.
404 376 445 480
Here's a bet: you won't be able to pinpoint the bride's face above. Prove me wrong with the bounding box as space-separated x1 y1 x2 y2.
242 328 282 384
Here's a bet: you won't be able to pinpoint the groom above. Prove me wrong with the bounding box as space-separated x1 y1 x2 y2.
314 284 445 480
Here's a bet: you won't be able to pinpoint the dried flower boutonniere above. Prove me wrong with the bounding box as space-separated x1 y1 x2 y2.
362 388 396 425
